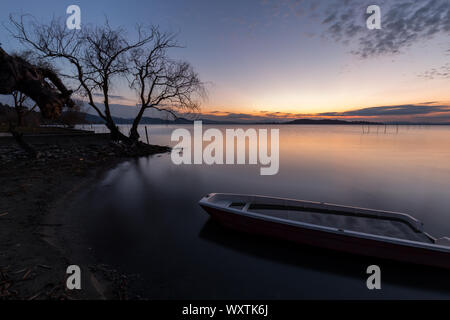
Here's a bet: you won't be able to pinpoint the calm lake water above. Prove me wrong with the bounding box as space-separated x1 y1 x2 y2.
74 124 450 298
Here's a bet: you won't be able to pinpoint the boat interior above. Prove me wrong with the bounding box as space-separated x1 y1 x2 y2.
202 193 435 244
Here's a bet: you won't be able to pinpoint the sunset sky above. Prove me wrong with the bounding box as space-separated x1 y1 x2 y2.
1 0 449 122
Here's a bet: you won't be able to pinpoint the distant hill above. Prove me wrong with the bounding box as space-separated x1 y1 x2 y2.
72 113 450 126
83 112 233 125
82 113 384 125
84 113 190 124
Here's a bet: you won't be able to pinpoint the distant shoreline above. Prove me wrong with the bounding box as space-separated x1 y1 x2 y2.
79 112 450 126
78 121 450 126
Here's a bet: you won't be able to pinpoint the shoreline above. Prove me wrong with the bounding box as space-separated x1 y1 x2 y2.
0 135 169 299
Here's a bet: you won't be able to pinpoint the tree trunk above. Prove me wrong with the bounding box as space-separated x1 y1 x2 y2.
105 119 133 144
106 121 123 140
129 107 146 143
16 109 24 126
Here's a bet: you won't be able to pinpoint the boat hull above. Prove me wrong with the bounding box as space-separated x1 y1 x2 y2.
201 205 450 269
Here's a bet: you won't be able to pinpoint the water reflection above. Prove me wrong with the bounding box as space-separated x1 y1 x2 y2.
74 125 450 298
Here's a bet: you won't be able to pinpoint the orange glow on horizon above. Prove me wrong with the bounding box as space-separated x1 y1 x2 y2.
200 100 450 121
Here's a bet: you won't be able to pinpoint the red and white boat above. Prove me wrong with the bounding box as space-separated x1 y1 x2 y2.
199 193 450 269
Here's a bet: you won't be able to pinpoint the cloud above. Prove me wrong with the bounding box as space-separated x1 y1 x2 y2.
318 104 450 117
92 93 130 100
200 111 279 123
419 63 450 79
259 1 449 59
310 103 450 123
321 0 450 58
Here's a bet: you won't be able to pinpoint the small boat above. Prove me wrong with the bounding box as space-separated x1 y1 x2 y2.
199 193 450 269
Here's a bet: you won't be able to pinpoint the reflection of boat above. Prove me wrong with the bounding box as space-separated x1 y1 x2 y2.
199 193 450 269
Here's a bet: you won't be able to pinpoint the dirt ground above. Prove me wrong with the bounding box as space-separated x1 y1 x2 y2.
0 137 169 299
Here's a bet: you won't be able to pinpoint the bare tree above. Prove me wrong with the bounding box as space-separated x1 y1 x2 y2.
8 15 153 142
8 15 205 145
129 28 205 142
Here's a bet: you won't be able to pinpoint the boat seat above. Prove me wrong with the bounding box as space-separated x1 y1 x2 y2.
435 237 450 247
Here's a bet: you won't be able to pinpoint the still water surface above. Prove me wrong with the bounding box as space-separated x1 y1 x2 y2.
75 124 450 298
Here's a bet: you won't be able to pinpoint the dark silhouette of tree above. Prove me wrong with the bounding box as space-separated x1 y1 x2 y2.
8 15 151 142
0 46 73 119
8 15 204 144
129 28 204 142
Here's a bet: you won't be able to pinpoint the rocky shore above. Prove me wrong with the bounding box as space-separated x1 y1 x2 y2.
0 135 170 299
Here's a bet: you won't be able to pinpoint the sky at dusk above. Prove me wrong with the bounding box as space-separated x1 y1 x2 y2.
1 0 449 123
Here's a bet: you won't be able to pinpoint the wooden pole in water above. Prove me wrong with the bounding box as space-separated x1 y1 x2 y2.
145 126 150 144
